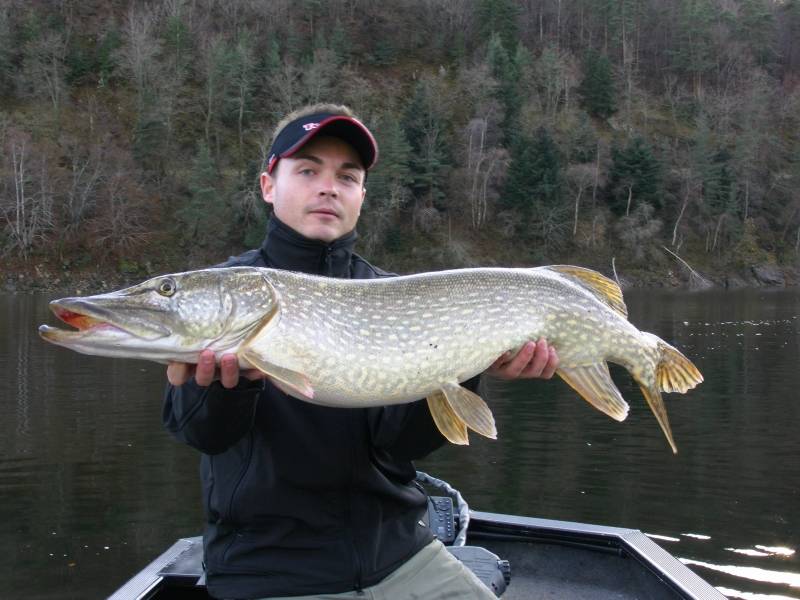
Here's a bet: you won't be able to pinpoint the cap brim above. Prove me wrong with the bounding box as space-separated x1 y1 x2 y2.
279 116 378 172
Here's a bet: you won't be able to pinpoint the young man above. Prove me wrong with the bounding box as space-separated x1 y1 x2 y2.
164 104 558 599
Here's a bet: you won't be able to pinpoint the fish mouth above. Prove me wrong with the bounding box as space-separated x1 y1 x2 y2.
39 299 168 342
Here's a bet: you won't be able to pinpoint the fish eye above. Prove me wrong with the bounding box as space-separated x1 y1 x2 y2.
157 277 177 297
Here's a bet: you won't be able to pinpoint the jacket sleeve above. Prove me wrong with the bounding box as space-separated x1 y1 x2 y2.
162 378 262 455
370 374 482 462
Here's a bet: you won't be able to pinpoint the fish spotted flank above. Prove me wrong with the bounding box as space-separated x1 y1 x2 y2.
39 265 703 452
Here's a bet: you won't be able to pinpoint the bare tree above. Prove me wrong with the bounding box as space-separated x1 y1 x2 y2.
231 30 256 162
615 202 662 262
464 116 507 229
118 5 161 112
566 163 595 236
270 61 300 116
1 129 54 257
18 30 69 112
302 49 336 105
199 33 231 148
60 135 106 234
89 151 152 255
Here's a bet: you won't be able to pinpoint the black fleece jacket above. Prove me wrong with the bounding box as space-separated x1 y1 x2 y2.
163 218 465 599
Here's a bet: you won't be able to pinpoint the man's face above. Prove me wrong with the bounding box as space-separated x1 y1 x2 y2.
260 136 367 243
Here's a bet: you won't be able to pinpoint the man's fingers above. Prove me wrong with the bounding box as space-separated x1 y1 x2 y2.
503 341 536 378
166 350 250 388
489 339 560 380
167 362 193 386
194 350 217 387
220 354 240 388
519 339 550 378
540 346 559 379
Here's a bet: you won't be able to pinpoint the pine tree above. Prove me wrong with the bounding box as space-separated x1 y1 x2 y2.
737 0 776 67
486 33 521 142
403 79 451 206
670 0 716 98
606 136 661 216
132 91 168 175
577 51 616 119
477 0 520 52
503 127 562 215
179 143 231 251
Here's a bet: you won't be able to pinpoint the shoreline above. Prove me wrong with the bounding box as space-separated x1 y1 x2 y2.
3 262 798 295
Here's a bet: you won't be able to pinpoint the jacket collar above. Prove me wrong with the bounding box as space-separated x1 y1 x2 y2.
259 216 358 277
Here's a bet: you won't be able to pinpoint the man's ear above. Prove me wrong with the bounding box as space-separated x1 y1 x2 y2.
260 172 274 205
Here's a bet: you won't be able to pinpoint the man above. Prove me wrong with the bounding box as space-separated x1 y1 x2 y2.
164 103 558 600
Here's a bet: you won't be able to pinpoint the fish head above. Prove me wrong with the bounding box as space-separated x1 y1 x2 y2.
38 267 277 363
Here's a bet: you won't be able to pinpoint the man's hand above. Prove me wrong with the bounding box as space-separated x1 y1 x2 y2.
167 349 265 388
487 339 559 380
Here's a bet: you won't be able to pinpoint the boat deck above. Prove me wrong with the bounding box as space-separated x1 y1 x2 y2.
110 510 725 600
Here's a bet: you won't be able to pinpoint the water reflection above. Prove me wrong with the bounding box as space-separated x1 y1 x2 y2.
681 558 800 587
1 288 799 598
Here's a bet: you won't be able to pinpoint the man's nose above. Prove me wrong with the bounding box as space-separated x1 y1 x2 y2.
319 177 339 198
317 172 338 197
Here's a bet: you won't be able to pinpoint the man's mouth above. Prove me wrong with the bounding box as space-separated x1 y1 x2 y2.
309 207 339 218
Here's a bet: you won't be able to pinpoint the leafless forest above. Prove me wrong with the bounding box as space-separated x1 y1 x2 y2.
1 0 799 285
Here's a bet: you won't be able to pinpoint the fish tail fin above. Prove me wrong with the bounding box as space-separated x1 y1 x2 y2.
634 333 704 454
651 334 704 393
636 382 678 454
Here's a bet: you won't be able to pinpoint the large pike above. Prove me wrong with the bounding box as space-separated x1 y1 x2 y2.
39 265 703 452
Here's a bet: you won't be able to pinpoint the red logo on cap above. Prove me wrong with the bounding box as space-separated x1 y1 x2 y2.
303 123 320 131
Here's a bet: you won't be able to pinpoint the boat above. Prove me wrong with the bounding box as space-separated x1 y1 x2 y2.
109 474 725 600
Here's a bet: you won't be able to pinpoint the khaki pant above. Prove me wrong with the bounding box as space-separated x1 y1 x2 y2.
258 539 497 599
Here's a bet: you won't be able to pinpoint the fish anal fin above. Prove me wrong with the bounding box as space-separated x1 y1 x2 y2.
544 265 628 319
240 349 314 400
557 364 630 422
441 382 498 440
427 390 469 445
637 383 678 454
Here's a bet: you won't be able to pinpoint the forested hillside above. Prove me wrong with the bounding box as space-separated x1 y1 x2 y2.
1 0 799 288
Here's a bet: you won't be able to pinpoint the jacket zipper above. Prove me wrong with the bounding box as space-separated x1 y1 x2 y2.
226 430 254 522
347 412 364 592
321 246 334 275
219 430 255 566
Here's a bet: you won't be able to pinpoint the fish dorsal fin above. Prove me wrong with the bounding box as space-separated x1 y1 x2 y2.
543 265 628 319
556 363 630 422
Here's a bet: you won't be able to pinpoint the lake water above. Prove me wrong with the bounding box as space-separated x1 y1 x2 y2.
1 288 798 599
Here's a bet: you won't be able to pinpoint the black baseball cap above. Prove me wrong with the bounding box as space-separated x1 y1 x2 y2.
266 113 378 174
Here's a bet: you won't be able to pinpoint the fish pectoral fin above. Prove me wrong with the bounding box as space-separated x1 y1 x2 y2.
637 383 678 454
441 382 498 440
427 390 469 445
556 364 629 422
239 349 314 400
544 265 628 319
